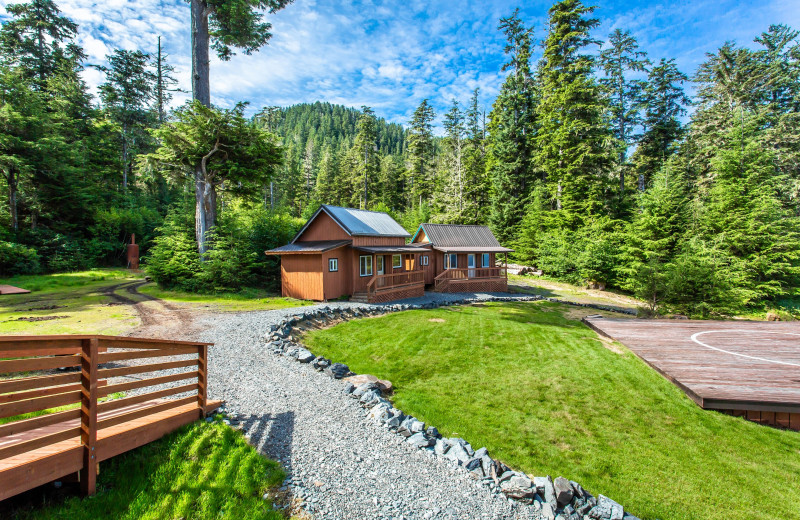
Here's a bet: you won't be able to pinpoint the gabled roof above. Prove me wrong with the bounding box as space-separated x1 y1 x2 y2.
412 224 514 253
266 240 351 255
292 205 410 243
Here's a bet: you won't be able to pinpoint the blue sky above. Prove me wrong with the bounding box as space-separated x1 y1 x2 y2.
2 0 799 128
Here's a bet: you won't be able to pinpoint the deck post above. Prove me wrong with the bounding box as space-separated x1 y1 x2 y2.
198 344 208 417
79 337 99 496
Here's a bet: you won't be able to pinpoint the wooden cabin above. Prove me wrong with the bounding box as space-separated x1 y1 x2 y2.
266 206 513 303
410 223 513 293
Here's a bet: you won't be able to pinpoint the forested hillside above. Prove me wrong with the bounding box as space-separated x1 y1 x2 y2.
0 0 798 316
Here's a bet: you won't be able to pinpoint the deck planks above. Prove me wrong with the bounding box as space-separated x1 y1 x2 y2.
586 318 800 414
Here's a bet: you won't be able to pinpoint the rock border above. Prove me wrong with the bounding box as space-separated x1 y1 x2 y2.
264 295 640 520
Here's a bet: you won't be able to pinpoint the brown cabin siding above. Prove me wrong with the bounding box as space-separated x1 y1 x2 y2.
299 212 350 242
321 248 351 300
351 236 406 246
281 254 323 300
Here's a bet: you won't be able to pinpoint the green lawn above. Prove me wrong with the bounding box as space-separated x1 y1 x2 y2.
0 269 142 335
5 418 286 520
303 301 800 520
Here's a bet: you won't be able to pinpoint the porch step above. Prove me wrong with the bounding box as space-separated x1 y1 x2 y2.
350 292 370 303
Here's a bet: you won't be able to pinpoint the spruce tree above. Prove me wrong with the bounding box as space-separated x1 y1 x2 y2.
406 99 435 208
599 29 649 195
486 9 536 242
534 0 614 224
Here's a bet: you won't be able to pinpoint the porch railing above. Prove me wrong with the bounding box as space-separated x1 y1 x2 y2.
366 271 425 299
434 267 507 291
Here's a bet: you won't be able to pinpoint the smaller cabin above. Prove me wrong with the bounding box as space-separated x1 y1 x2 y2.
411 223 513 293
267 206 514 303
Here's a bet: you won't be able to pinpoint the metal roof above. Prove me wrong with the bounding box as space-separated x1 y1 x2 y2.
416 224 512 252
354 245 432 254
266 240 351 255
292 205 410 242
433 246 514 253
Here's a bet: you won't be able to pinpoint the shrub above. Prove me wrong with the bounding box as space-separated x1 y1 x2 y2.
0 240 41 276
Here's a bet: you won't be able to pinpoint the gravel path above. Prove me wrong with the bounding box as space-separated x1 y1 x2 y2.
196 293 543 520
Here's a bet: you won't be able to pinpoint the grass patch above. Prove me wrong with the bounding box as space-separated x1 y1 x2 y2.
0 269 142 335
304 301 800 520
6 418 286 520
508 274 643 310
138 283 312 312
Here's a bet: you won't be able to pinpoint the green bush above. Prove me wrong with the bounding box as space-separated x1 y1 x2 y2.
0 240 41 276
144 208 202 290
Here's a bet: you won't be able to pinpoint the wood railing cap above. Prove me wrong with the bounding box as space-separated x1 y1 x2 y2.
0 335 213 347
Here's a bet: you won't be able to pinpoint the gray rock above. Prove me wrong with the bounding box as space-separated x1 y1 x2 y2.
541 502 556 520
554 476 574 506
433 438 450 456
444 441 470 464
589 495 624 520
352 382 378 398
325 362 350 379
500 475 536 501
406 432 434 448
464 457 482 471
473 447 488 460
295 347 315 363
425 426 440 438
534 476 557 511
408 420 425 434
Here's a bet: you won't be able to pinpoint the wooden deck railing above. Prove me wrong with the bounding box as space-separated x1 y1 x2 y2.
0 335 215 500
367 271 425 299
434 267 507 291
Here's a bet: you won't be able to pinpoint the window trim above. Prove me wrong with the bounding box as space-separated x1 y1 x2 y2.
482 253 490 268
392 254 402 269
421 255 429 266
359 255 373 277
446 253 457 269
328 258 338 272
376 255 384 275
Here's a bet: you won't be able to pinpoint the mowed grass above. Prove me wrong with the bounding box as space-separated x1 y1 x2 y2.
138 283 311 312
6 419 286 520
0 270 142 335
304 301 800 520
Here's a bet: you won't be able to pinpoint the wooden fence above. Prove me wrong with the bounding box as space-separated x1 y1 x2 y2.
0 335 218 501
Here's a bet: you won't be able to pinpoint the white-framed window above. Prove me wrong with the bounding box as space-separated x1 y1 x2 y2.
446 253 457 269
421 255 429 266
377 256 384 275
392 254 402 269
328 258 338 272
359 255 373 277
482 253 490 267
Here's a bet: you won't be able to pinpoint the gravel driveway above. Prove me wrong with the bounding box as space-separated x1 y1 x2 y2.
196 295 543 520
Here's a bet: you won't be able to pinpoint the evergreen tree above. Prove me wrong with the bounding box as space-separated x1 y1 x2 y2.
486 9 537 242
462 88 489 224
441 99 466 220
632 59 689 189
96 49 158 190
406 99 435 208
599 29 649 195
534 0 614 223
353 106 379 208
0 0 79 90
154 36 181 124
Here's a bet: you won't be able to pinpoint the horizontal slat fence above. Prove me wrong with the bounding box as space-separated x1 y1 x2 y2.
0 335 213 500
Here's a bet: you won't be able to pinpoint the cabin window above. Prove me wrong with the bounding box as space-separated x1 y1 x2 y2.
359 255 372 277
329 258 338 272
421 255 429 266
392 254 402 269
446 253 457 269
482 253 490 268
376 256 384 275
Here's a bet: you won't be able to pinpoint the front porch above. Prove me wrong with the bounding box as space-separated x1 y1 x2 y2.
364 270 426 303
433 266 508 293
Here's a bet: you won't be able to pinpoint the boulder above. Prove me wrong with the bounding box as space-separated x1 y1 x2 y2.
408 420 425 434
352 382 378 398
425 426 440 438
588 495 624 520
295 348 315 363
312 357 331 371
464 457 482 471
534 476 557 511
406 432 434 448
344 374 393 393
444 441 470 464
500 474 536 501
433 438 450 456
554 476 574 506
324 362 350 379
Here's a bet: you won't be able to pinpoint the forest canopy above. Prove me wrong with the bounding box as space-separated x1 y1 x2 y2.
0 0 797 316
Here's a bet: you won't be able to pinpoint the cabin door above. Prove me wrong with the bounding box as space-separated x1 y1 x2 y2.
467 254 476 278
377 255 385 276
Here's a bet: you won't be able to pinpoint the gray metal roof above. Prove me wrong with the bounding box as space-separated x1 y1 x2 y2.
432 246 514 253
416 224 512 252
266 240 351 255
293 205 410 242
354 245 432 254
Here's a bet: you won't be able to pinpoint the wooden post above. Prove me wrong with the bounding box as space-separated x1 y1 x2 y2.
198 344 208 417
79 337 98 496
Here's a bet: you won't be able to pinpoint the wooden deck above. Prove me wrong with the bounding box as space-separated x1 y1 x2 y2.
585 318 800 430
0 335 223 501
